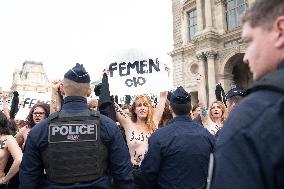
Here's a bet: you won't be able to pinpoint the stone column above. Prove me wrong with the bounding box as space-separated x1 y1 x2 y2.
205 0 213 28
205 51 217 105
215 0 227 34
196 53 207 106
196 0 204 32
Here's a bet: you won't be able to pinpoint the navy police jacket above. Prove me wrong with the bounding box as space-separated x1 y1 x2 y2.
141 115 215 189
19 96 134 189
211 61 284 189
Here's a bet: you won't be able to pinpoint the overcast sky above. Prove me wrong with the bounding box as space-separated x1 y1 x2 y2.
0 0 173 91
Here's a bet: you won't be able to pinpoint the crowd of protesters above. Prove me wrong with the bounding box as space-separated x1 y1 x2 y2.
0 0 283 188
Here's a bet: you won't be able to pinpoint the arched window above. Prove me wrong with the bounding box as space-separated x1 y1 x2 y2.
225 0 247 31
187 9 197 40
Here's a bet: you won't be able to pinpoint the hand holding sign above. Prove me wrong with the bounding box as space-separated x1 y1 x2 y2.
164 63 171 77
103 69 110 76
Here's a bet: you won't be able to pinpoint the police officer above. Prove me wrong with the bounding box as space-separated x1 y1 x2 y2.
225 88 246 113
140 86 215 189
211 0 284 188
19 63 134 189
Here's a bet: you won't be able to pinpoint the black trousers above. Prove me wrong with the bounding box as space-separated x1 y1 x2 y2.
0 183 8 189
133 165 144 189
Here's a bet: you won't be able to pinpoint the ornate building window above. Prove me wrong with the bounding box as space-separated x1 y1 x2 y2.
225 0 247 31
187 9 197 40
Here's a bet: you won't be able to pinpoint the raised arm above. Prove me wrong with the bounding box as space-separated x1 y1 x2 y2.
196 74 209 126
1 135 23 184
114 102 132 130
15 127 25 148
98 71 116 121
153 91 168 128
2 94 10 119
50 80 62 113
197 74 207 108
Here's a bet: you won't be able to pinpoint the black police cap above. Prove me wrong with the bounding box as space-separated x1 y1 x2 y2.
64 63 90 83
226 88 246 99
169 86 191 104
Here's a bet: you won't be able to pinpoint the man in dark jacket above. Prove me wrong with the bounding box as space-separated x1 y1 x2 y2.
141 86 215 189
210 0 284 188
19 63 134 189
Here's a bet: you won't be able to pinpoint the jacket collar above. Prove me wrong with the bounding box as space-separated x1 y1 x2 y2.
247 59 284 95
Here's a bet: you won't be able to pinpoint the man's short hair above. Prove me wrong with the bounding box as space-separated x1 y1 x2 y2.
227 95 244 105
63 78 90 96
169 86 191 116
242 0 284 30
170 103 192 116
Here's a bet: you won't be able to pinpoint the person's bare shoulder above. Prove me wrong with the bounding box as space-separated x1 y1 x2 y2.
6 135 21 150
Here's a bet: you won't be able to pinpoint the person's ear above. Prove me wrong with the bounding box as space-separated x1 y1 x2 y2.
87 87 92 97
275 16 284 48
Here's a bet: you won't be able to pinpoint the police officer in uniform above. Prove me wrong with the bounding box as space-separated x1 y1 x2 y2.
210 0 284 188
141 86 215 189
19 63 134 189
225 88 246 113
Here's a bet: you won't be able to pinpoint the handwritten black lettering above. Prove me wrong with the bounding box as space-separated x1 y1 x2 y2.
133 150 143 164
119 62 127 76
114 104 127 119
125 77 146 88
129 131 150 142
109 63 118 77
128 61 139 75
141 133 145 141
0 139 7 149
109 58 160 77
130 131 135 141
139 60 147 74
149 58 160 73
136 154 142 163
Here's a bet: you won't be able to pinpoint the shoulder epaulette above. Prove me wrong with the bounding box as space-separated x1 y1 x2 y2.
90 109 100 117
47 112 59 122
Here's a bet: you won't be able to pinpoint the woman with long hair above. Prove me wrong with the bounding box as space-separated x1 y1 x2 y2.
114 93 167 189
197 74 227 135
115 94 167 165
0 111 22 187
15 103 50 149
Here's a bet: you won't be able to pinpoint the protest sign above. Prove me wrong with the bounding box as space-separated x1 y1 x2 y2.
15 91 50 120
108 58 171 96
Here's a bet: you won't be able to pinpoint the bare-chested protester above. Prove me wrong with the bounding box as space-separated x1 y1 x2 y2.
0 111 22 188
15 103 50 149
196 74 227 135
114 92 167 188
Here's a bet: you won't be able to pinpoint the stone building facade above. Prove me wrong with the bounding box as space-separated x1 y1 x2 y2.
10 61 50 99
170 0 255 106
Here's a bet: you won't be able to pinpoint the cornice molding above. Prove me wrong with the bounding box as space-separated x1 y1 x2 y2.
182 0 196 12
221 28 242 42
215 0 226 6
192 30 220 43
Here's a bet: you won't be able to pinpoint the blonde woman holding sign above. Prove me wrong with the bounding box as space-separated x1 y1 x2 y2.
114 92 167 188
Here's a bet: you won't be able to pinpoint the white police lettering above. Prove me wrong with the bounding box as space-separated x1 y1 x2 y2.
67 135 80 141
51 124 95 136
